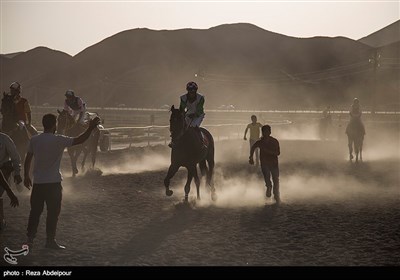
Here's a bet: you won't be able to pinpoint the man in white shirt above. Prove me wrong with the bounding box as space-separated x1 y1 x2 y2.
24 113 100 249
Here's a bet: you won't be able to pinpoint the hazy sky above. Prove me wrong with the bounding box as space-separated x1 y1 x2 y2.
1 0 399 56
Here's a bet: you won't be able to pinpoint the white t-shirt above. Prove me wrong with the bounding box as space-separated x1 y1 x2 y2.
28 133 74 184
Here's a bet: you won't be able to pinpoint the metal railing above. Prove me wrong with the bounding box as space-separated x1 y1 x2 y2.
6 106 398 151
98 119 293 151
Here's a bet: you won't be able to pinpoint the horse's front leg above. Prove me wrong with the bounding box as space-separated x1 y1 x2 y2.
184 166 195 202
192 166 201 200
75 145 84 163
347 136 354 161
207 159 217 201
89 130 100 169
90 147 97 169
81 147 88 172
355 138 360 163
68 147 79 176
164 164 179 196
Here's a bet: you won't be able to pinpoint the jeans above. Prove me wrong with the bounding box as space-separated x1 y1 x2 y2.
27 183 62 240
261 164 280 198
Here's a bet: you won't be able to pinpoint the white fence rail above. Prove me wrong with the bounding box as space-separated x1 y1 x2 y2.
5 106 398 151
100 120 293 151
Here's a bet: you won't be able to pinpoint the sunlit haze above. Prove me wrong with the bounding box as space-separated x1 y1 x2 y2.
1 0 399 55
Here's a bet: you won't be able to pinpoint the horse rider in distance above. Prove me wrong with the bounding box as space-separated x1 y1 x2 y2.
63 90 87 127
2 82 37 136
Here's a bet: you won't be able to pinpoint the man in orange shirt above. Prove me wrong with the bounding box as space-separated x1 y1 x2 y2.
10 82 31 124
249 125 281 204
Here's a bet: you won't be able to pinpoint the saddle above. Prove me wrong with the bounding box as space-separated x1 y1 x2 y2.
189 127 208 148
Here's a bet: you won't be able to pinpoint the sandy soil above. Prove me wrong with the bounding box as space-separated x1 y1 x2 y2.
1 137 399 266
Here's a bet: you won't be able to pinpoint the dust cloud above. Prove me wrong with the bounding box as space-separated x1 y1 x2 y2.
98 153 170 175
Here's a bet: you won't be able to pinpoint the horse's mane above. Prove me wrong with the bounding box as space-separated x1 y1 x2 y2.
1 93 14 109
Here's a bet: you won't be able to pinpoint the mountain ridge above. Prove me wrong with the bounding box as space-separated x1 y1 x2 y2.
1 23 397 110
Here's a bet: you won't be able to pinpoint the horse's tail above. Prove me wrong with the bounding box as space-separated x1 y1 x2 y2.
200 127 215 188
89 126 101 166
199 160 207 177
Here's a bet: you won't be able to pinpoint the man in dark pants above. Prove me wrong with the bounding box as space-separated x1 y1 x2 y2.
249 125 281 204
0 132 22 230
24 114 100 249
0 170 20 231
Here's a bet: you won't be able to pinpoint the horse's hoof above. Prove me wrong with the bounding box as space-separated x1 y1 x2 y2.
166 189 173 196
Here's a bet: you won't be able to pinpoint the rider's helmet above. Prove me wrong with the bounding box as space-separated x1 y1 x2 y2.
9 82 21 94
353 98 359 104
186 81 198 92
65 89 75 98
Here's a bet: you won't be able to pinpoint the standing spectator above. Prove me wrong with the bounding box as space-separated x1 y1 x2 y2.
348 98 365 133
24 114 100 249
0 132 21 230
249 125 281 204
244 115 262 166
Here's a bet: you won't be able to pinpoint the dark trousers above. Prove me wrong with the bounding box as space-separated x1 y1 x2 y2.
0 161 13 196
261 164 280 198
27 183 62 240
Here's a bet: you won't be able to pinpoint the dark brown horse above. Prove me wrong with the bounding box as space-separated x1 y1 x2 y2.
56 110 100 176
346 117 365 162
0 93 31 160
164 105 216 202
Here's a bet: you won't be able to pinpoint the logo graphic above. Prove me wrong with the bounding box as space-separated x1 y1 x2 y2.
3 245 29 265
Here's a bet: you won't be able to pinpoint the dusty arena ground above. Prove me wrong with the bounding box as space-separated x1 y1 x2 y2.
1 132 399 266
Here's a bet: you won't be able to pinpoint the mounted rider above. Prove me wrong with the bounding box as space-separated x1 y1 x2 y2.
348 98 365 135
179 81 205 128
63 90 87 126
169 81 206 149
1 82 36 135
